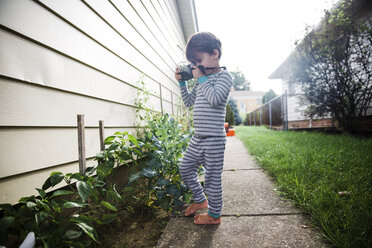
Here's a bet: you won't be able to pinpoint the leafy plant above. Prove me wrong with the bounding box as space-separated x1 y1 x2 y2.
0 168 120 247
128 114 195 211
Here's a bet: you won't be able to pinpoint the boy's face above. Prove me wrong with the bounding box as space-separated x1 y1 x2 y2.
191 49 220 71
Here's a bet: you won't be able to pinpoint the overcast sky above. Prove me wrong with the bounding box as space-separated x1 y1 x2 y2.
194 0 338 94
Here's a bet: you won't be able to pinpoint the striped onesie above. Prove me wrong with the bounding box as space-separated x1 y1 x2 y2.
179 70 233 218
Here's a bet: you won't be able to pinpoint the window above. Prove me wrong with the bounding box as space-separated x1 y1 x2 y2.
240 102 245 111
256 98 262 105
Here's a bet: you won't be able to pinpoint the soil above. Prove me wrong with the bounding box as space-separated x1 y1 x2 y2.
89 177 171 248
91 206 169 248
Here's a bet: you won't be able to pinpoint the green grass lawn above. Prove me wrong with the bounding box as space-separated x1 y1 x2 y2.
235 126 372 248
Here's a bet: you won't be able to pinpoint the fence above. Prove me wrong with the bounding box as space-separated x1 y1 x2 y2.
246 91 288 130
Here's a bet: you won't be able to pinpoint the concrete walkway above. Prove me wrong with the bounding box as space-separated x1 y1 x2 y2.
157 137 327 248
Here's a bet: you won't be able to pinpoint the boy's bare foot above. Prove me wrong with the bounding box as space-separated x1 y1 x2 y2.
194 213 221 224
185 200 208 216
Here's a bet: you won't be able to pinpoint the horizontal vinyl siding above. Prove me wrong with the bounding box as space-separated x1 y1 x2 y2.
0 0 188 204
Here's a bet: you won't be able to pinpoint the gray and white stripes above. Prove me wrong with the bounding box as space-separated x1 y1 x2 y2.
180 70 233 137
180 136 226 217
179 70 232 217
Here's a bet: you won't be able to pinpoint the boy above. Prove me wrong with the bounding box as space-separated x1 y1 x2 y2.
175 32 233 224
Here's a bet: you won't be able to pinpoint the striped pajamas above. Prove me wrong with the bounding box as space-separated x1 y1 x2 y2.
179 70 232 218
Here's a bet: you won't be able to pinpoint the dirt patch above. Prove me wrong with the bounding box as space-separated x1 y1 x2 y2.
92 207 169 248
89 177 171 248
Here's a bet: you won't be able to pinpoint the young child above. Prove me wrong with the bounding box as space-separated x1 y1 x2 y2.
175 32 233 224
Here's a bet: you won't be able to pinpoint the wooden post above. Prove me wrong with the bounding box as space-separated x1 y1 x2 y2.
99 120 105 151
285 90 288 131
249 112 251 125
253 111 256 126
269 102 272 129
159 84 163 114
171 92 174 115
77 115 86 174
259 110 262 126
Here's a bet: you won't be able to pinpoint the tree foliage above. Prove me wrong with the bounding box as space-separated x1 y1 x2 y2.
289 1 372 133
227 98 242 125
262 89 277 104
231 69 251 91
225 104 235 127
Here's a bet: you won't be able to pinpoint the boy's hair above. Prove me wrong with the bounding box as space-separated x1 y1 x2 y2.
186 32 222 63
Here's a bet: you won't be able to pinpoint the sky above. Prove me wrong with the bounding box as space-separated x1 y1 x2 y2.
194 0 338 95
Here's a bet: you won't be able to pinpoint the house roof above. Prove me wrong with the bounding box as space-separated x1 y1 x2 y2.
269 0 371 80
229 90 265 99
176 0 199 42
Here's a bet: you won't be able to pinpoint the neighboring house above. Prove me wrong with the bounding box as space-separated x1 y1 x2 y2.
269 0 372 130
0 0 198 204
229 90 265 113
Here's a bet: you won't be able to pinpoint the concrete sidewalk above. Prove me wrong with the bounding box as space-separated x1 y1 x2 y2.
157 137 327 248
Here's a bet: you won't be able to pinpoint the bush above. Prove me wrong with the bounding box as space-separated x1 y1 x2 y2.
225 104 235 126
127 114 196 211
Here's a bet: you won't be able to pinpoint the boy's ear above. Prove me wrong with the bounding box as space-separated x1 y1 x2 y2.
213 49 220 59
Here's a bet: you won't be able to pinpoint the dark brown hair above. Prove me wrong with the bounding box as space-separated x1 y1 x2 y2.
186 32 222 63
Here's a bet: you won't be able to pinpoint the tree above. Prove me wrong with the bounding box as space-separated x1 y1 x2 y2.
231 69 250 91
227 98 242 125
225 104 235 127
262 89 277 104
289 1 372 133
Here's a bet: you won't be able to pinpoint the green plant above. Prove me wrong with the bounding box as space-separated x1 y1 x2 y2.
0 168 121 247
225 104 235 126
128 114 194 211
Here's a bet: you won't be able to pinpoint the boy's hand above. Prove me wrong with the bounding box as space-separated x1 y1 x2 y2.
191 65 204 79
175 67 183 82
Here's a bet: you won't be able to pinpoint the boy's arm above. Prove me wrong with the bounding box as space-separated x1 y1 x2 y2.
198 71 233 106
180 81 198 107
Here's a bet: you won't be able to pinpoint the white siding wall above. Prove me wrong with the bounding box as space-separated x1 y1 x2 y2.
0 0 191 204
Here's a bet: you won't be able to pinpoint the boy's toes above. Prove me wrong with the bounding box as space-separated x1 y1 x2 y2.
194 213 221 225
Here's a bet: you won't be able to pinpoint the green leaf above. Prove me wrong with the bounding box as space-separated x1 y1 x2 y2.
159 198 170 211
122 187 135 192
70 173 83 181
84 166 96 176
26 201 38 208
71 214 93 224
93 180 106 188
35 199 50 211
50 190 74 198
19 196 35 204
77 181 91 202
97 163 113 179
50 172 64 187
106 185 122 201
0 203 12 212
128 135 139 146
42 177 52 190
100 201 117 212
142 168 157 178
65 229 83 240
101 214 117 224
104 136 115 144
125 206 135 214
107 143 120 151
35 211 49 225
64 201 86 208
75 222 99 243
128 171 143 184
0 216 15 232
36 188 46 199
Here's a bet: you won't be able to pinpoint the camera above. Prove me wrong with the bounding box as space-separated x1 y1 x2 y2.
177 65 227 81
178 64 195 81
